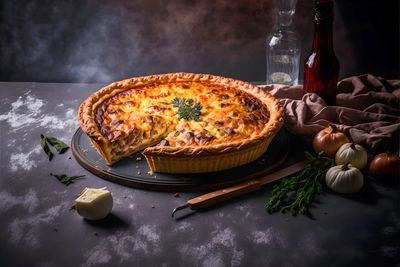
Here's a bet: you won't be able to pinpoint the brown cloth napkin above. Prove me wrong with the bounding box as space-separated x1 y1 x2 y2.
261 74 400 153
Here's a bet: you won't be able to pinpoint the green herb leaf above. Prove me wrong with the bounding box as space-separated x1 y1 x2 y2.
265 152 334 216
50 173 85 186
45 136 69 154
40 134 69 160
40 134 54 161
171 97 202 121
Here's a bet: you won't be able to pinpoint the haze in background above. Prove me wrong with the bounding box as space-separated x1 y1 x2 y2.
0 0 398 83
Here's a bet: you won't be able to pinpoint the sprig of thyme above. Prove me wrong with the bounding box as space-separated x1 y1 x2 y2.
171 97 202 121
265 151 334 216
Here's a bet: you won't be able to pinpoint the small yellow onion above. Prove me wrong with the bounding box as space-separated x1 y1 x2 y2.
313 124 350 158
335 143 368 169
325 162 364 193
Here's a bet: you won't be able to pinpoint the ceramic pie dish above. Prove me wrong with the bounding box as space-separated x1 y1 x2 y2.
78 72 284 173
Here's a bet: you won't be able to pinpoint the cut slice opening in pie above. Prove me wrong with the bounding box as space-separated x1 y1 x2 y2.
78 73 284 173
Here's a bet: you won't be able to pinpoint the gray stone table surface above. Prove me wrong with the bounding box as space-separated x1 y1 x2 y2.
0 82 399 267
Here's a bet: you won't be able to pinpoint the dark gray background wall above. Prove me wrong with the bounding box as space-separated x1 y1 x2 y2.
0 0 399 83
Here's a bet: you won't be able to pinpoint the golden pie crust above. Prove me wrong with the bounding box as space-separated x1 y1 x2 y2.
78 72 284 173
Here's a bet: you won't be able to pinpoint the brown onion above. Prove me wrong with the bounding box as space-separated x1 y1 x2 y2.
369 152 400 177
313 124 350 158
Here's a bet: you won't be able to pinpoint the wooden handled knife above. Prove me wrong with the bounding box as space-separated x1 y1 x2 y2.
171 160 307 217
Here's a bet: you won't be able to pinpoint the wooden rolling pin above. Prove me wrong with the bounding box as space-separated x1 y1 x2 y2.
171 160 307 217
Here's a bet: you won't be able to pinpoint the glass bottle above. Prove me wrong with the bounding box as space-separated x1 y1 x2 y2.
266 0 300 85
303 0 340 105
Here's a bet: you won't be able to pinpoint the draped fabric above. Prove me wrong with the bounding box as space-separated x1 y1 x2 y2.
261 74 400 154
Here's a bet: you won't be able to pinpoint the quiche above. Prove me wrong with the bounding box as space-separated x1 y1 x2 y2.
78 73 284 173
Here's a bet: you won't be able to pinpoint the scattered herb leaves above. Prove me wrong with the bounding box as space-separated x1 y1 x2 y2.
45 136 69 154
265 151 334 216
50 173 85 186
171 97 202 121
40 134 69 160
40 135 54 161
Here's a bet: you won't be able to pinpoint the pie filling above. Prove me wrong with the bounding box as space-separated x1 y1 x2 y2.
94 81 270 162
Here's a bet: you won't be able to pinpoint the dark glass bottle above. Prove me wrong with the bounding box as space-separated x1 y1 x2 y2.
303 0 339 105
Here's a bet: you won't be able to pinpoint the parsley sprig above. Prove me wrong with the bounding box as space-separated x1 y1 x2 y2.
265 151 334 216
171 98 202 121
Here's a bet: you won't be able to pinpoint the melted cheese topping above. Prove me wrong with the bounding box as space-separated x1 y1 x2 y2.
95 81 269 152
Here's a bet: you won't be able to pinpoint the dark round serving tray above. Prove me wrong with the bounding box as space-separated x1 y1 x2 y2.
71 128 288 192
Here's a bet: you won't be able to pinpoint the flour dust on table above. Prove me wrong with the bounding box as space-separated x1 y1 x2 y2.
0 90 77 132
0 188 39 213
7 201 71 249
0 90 78 173
82 225 162 267
176 227 244 267
9 146 42 172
